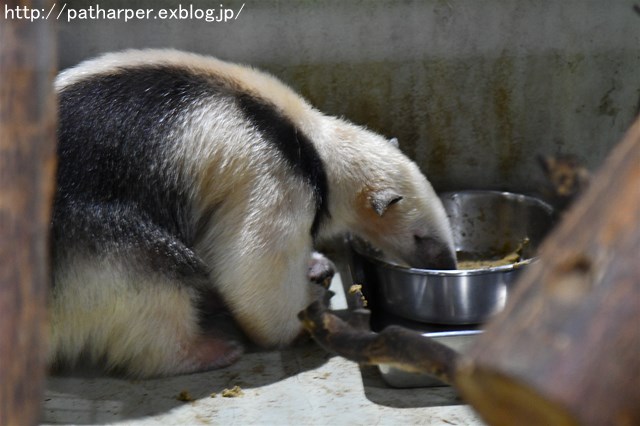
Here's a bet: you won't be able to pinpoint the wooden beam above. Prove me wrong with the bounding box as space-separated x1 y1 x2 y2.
0 1 57 424
456 116 640 426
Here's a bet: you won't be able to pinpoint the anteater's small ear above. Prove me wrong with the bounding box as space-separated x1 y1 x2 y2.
389 137 399 148
371 189 403 217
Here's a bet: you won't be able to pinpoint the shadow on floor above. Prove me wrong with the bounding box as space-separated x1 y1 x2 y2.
42 343 332 424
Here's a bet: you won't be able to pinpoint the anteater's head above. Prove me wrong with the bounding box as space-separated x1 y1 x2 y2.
326 126 457 270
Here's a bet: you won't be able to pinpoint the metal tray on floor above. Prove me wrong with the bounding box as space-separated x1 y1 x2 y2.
378 329 481 388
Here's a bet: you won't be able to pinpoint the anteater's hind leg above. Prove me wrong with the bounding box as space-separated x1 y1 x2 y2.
51 202 245 378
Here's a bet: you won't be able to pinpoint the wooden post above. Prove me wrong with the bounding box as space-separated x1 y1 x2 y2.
456 116 640 426
0 1 57 424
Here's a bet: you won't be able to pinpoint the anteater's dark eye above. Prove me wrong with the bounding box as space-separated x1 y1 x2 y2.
388 196 403 206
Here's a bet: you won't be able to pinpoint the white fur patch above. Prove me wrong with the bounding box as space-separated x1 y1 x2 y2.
51 255 219 377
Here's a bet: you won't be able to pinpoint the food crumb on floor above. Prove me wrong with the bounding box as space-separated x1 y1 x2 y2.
221 385 244 398
176 390 195 402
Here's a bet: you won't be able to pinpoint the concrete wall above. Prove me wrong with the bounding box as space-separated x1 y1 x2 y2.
58 0 640 193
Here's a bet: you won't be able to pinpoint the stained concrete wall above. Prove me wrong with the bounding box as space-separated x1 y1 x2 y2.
57 0 640 193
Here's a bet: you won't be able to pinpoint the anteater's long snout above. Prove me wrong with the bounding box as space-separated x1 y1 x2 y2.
410 236 457 270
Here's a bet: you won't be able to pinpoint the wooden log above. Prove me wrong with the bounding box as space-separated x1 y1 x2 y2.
299 301 459 385
456 116 640 426
0 1 57 424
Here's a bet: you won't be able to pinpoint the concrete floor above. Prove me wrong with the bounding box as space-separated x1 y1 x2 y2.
41 273 485 426
42 349 483 425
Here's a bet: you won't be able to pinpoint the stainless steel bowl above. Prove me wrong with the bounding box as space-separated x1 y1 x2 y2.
350 191 555 324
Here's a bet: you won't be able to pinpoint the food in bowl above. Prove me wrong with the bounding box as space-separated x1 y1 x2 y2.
455 238 530 270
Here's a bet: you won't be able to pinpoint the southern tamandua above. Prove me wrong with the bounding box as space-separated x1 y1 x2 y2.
51 49 456 377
